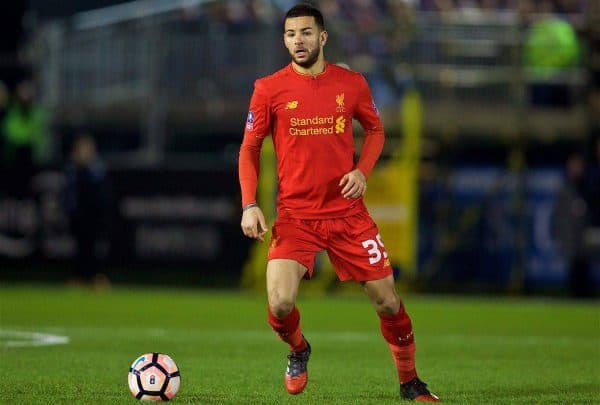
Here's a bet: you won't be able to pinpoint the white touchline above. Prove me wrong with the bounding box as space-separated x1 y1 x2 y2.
0 329 70 347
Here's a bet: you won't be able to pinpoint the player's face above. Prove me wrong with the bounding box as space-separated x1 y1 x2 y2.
283 16 327 69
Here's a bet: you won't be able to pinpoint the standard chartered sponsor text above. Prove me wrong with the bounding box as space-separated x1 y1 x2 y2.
289 115 345 136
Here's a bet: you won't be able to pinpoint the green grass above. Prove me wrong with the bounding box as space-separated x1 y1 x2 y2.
0 285 598 404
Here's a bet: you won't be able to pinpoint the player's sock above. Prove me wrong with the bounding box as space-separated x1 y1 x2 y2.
379 305 418 384
268 305 308 352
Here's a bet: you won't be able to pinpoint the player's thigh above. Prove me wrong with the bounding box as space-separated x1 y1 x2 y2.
268 217 325 279
361 274 400 314
266 259 307 315
327 212 392 282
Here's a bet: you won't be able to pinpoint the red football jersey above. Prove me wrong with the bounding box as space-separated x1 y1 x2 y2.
239 62 384 219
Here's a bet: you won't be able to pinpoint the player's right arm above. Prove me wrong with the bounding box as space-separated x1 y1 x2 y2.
239 80 270 241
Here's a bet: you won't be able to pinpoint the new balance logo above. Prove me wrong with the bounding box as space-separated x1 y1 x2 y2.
286 100 298 109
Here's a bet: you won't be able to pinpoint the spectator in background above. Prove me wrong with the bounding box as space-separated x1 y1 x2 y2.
1 79 49 197
0 80 8 118
523 5 581 107
586 0 600 226
551 151 595 298
585 141 600 285
587 137 600 228
0 80 9 165
64 134 112 289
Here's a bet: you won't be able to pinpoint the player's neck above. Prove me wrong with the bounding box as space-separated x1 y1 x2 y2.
291 59 327 77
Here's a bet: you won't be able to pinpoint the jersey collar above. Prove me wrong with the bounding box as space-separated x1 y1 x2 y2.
288 62 330 80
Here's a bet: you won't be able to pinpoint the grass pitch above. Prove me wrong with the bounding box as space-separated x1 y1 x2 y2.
0 284 598 404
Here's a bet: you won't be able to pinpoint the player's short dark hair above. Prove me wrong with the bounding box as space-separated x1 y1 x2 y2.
284 4 325 31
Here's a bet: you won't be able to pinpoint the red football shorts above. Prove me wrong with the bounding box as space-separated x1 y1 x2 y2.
268 210 393 282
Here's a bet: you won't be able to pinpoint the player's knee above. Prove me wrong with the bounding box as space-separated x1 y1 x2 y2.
374 294 401 315
268 294 295 318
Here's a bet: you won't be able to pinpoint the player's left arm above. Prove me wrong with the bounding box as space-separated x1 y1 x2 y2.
339 75 385 199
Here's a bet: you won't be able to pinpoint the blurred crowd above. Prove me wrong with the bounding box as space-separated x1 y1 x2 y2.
1 0 594 171
194 0 588 27
0 0 597 292
418 0 585 13
187 0 590 109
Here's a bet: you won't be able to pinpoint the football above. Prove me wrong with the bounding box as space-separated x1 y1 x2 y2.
128 353 181 401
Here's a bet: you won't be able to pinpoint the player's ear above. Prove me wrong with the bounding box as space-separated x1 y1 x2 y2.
320 30 328 46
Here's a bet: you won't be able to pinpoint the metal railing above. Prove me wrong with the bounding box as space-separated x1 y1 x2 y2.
31 6 588 165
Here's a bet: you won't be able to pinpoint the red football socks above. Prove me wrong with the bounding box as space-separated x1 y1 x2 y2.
268 305 308 352
379 305 418 384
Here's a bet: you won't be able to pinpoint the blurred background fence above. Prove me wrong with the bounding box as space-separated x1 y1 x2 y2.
32 1 589 164
0 0 598 296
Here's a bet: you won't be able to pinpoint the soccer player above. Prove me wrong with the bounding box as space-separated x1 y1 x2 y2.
238 4 439 402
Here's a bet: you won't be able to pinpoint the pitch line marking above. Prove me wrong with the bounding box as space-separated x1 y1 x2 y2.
0 329 70 348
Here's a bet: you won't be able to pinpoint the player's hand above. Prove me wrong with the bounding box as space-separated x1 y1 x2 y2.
339 169 367 199
241 206 268 242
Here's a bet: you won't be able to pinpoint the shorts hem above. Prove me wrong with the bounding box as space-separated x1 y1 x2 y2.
338 267 393 282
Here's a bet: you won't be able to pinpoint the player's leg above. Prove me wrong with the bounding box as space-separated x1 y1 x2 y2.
267 217 325 394
325 212 438 401
362 276 439 402
266 258 308 349
362 275 415 382
266 259 312 395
